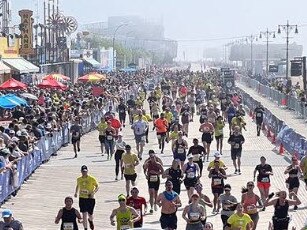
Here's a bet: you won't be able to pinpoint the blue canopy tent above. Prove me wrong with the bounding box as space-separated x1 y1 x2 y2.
0 94 28 109
99 67 113 73
0 96 20 109
4 94 28 106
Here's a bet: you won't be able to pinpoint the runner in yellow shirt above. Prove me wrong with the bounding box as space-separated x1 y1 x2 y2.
74 165 99 230
97 117 108 156
226 203 253 230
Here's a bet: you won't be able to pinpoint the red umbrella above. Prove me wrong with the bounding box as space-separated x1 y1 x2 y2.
43 74 70 81
0 78 27 90
37 78 67 90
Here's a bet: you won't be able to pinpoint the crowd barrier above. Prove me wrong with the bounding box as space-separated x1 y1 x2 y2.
0 110 103 204
236 84 307 160
236 74 307 120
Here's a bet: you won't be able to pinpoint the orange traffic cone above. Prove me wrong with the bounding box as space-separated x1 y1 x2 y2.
279 143 284 155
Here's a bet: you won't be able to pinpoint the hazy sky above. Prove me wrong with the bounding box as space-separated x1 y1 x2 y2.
11 0 307 60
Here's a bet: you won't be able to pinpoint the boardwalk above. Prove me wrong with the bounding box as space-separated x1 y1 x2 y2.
1 106 307 229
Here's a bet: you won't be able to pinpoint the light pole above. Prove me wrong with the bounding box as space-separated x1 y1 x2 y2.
112 23 128 70
277 20 298 79
246 35 257 76
259 28 275 77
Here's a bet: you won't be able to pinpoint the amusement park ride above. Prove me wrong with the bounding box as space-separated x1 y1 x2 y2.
0 0 78 64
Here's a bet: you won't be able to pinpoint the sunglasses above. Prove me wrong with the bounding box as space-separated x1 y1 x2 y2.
247 184 254 187
118 199 126 202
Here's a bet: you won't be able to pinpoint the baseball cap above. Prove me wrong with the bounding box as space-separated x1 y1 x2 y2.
81 165 88 172
125 145 131 150
187 154 193 159
118 194 126 201
2 209 12 218
191 191 199 198
214 151 221 158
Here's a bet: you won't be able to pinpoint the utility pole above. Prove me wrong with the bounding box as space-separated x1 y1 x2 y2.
259 28 275 77
277 20 298 79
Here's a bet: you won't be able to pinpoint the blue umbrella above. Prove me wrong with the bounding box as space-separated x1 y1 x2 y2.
0 96 20 109
4 94 28 106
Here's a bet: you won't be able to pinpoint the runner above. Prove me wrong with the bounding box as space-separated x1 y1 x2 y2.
143 150 164 213
163 159 184 195
131 114 148 160
195 183 213 226
188 138 206 177
180 103 191 137
114 132 126 180
228 125 245 174
265 190 301 230
70 119 82 158
156 180 182 230
241 181 263 230
199 117 214 162
97 117 107 156
104 121 116 160
226 203 253 230
226 103 236 132
172 131 188 168
117 99 127 128
284 157 302 211
253 156 273 210
183 154 200 199
154 113 168 154
74 165 99 230
110 194 140 230
209 160 227 213
207 151 227 171
0 209 23 230
231 112 246 133
214 115 225 154
126 95 136 125
218 184 237 229
55 196 82 230
300 150 307 190
126 187 147 228
254 103 264 136
182 192 206 230
121 145 139 197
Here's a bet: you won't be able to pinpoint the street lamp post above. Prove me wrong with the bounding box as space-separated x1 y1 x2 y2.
277 20 298 79
112 23 128 71
246 35 257 76
259 28 275 77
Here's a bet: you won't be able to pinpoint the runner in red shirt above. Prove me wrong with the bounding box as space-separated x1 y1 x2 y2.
126 187 147 228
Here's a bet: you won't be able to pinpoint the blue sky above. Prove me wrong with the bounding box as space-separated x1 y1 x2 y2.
11 0 307 60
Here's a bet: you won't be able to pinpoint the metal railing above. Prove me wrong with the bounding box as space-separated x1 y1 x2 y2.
236 75 307 121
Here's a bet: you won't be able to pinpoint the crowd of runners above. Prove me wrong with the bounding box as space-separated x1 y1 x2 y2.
50 69 307 230
0 68 306 229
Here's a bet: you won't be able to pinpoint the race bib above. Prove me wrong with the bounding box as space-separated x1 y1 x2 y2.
189 212 200 221
177 148 184 154
157 134 161 139
63 223 74 230
234 143 240 149
261 177 269 183
222 99 227 103
193 154 200 161
257 113 262 118
119 110 125 113
150 175 158 182
125 163 132 168
120 225 130 230
141 136 146 141
107 135 113 140
208 118 214 123
213 178 222 185
187 172 195 178
136 209 142 216
80 189 89 196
